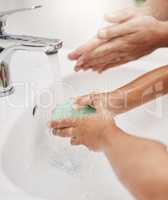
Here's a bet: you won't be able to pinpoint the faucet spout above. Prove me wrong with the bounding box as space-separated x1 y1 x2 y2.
0 36 63 97
0 34 63 54
0 5 63 97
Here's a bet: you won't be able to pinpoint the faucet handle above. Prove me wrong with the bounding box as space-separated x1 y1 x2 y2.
0 5 42 34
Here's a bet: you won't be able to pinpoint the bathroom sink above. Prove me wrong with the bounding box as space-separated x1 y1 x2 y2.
1 49 168 200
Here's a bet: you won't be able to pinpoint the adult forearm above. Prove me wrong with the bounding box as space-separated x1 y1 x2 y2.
143 0 168 20
104 127 168 200
107 65 168 115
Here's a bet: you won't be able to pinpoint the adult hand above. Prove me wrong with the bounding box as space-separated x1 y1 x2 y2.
68 7 147 62
69 8 167 73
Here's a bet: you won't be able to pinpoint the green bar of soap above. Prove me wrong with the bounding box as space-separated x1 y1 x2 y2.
51 99 96 120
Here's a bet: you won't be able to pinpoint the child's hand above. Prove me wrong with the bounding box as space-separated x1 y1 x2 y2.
74 92 108 112
49 112 117 152
74 92 121 116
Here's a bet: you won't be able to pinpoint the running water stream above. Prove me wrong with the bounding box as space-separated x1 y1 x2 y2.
34 53 97 177
29 53 110 199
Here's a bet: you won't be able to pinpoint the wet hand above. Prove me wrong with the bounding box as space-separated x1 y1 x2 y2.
74 92 109 112
49 113 116 152
69 8 166 73
68 7 146 63
74 91 124 116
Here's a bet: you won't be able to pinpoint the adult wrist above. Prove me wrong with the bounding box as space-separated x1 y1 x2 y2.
157 22 168 47
140 5 153 17
142 2 168 20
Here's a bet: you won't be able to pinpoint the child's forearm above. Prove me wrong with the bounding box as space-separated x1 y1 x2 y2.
104 127 168 200
107 65 168 115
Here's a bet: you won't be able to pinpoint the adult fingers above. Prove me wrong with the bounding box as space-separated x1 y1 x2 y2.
81 52 121 71
97 56 129 73
104 8 137 24
68 37 106 60
76 39 125 70
90 56 121 73
98 21 136 40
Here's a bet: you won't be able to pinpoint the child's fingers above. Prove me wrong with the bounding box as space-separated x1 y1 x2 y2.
48 118 77 129
71 136 82 146
75 91 100 108
53 127 75 137
75 95 93 107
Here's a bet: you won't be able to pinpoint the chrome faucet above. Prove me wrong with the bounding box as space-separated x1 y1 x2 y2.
0 5 63 97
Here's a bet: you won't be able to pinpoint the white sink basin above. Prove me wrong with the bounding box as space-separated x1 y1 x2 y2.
1 48 168 200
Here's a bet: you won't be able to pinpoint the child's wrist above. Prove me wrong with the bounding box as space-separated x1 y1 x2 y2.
102 124 124 152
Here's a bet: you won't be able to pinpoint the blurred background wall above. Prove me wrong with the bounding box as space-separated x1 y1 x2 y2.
0 0 135 48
